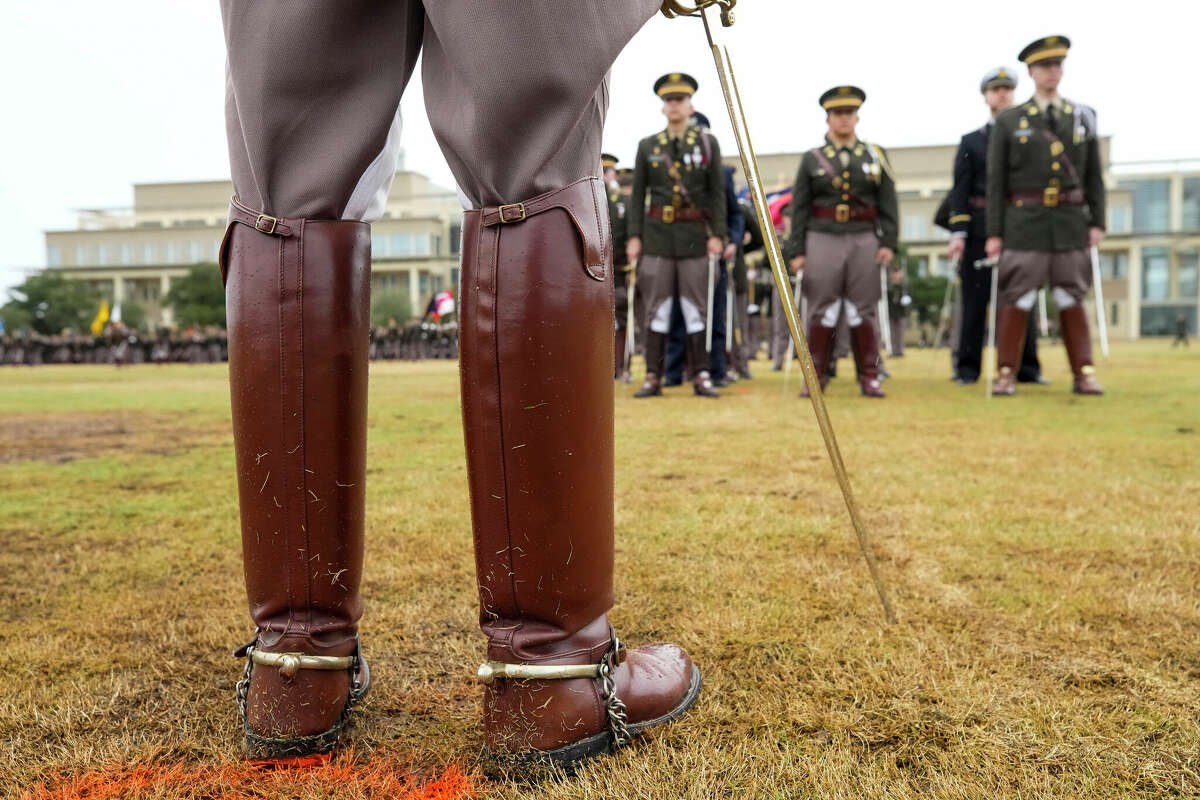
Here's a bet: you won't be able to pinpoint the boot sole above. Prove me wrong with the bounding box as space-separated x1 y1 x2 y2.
244 715 348 759
488 664 703 775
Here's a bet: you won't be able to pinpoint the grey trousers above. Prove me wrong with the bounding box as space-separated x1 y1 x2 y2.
801 230 881 330
998 248 1091 306
641 255 712 335
221 0 659 216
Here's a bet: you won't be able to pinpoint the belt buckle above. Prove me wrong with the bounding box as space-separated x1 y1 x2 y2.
498 203 526 223
1043 187 1059 208
661 206 676 224
255 214 278 234
835 204 851 223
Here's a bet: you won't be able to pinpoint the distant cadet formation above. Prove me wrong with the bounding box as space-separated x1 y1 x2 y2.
607 34 1108 400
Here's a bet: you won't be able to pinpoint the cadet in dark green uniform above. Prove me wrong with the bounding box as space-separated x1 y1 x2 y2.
786 86 899 398
605 153 633 382
627 72 727 398
987 35 1105 395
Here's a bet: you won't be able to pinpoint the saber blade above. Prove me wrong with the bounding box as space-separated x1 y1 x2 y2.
694 3 896 623
1090 246 1110 359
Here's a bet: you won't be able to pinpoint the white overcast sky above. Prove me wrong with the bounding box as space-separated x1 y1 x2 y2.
2 1 1193 293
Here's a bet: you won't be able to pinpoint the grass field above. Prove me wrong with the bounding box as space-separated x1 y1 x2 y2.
3 340 1199 799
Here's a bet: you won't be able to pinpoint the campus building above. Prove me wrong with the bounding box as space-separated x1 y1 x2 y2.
740 142 1200 338
45 144 1199 337
44 165 462 327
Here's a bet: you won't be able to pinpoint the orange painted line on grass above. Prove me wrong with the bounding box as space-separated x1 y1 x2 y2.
20 753 478 800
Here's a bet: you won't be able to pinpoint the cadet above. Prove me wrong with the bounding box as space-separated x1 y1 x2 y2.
987 36 1105 395
786 86 899 398
947 67 1046 385
604 153 633 382
627 72 727 398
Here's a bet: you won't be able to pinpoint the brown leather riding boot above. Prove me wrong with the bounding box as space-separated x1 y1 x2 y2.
635 331 665 397
688 332 719 397
459 178 700 770
221 201 371 758
850 322 885 398
1060 304 1104 395
798 323 835 398
991 305 1029 397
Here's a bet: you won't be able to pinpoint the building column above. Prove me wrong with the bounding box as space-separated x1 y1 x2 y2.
1169 174 1184 233
160 273 174 328
408 268 420 318
113 275 126 303
1127 244 1142 340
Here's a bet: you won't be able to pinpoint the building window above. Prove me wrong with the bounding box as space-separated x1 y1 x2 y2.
166 242 181 264
371 234 387 257
902 215 927 241
1179 249 1199 298
119 244 134 265
189 240 205 262
451 267 460 290
1108 206 1130 234
1110 302 1119 325
1183 177 1200 231
450 223 462 256
390 233 411 256
1100 251 1126 280
1123 179 1170 234
47 245 62 267
142 242 157 264
97 245 111 266
1141 247 1169 301
1140 304 1196 337
419 271 430 297
74 245 87 265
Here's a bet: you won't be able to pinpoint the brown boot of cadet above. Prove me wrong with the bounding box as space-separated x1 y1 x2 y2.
634 331 665 397
798 323 835 398
991 305 1029 397
222 200 371 758
459 178 701 771
850 321 886 398
1059 304 1104 395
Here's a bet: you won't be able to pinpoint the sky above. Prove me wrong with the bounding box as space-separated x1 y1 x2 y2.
2 1 1194 294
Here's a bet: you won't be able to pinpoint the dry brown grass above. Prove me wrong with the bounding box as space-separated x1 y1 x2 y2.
1 340 1198 798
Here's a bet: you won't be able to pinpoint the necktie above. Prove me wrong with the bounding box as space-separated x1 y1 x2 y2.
1046 104 1058 130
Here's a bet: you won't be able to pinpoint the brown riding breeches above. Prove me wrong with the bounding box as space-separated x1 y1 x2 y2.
221 0 659 217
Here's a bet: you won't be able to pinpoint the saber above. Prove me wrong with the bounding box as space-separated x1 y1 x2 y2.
932 255 959 350
878 267 893 356
664 0 896 624
726 264 734 353
1038 288 1049 338
978 256 999 399
1090 246 1110 359
706 253 717 354
625 260 637 373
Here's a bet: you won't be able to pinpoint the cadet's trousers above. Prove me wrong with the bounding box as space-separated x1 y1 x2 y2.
997 248 1091 307
221 0 658 216
642 255 712 336
801 231 882 331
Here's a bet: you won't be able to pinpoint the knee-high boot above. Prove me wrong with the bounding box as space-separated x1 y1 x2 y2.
222 201 371 757
458 178 700 768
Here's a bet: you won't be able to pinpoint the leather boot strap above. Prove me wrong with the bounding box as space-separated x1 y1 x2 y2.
480 177 609 280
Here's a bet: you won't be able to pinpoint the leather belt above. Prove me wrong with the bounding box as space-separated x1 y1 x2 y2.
812 204 878 222
1008 188 1085 208
648 205 708 224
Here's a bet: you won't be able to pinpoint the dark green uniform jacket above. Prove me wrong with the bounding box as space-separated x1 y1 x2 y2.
786 136 899 258
608 187 629 281
628 124 727 258
986 96 1105 252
